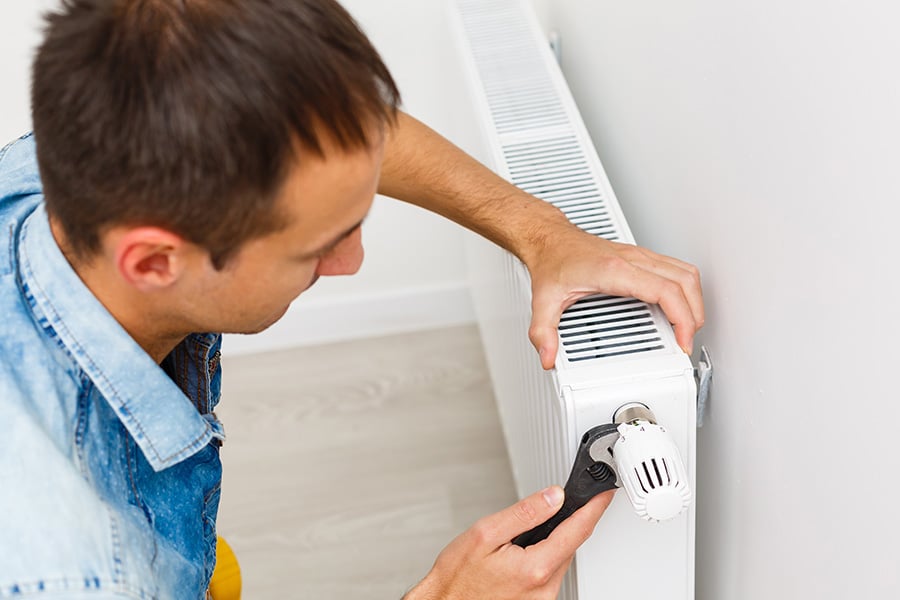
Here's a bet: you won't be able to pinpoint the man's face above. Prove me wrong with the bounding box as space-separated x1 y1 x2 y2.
184 133 384 334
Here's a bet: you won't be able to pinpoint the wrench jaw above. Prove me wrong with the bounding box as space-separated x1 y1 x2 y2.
587 430 622 487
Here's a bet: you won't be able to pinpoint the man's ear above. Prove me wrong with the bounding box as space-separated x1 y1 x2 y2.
113 227 191 292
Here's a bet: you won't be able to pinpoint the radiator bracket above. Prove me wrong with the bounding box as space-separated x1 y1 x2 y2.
695 346 713 427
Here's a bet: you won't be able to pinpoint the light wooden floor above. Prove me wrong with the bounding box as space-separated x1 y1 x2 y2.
215 325 517 599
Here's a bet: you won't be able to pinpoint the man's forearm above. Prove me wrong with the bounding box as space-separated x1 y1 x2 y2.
379 112 573 268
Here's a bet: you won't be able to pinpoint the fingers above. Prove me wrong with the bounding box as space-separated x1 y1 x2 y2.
527 491 615 573
546 490 614 549
619 258 699 355
631 247 705 330
472 486 566 549
528 294 565 370
490 491 614 593
544 556 574 594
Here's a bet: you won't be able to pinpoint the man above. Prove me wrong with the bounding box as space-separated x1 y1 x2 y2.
0 0 703 598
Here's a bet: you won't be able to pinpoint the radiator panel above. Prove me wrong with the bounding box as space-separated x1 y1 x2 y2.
453 1 697 599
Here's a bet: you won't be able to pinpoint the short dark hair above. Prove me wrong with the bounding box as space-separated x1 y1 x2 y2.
32 0 400 268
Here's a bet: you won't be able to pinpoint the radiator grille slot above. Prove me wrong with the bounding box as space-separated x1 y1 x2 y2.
458 0 671 365
558 296 664 362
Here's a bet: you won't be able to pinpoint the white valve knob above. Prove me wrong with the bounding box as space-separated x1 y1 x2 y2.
613 405 691 522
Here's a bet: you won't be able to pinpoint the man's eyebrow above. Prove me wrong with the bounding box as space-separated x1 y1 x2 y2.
298 217 366 259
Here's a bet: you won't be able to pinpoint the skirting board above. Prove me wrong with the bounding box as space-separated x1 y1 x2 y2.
223 282 476 356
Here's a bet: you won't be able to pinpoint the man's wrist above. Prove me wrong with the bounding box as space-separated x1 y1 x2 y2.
510 197 577 269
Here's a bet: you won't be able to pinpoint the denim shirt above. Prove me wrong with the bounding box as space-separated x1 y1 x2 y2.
0 134 226 599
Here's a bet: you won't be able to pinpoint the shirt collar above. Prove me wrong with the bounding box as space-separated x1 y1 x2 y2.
17 204 213 472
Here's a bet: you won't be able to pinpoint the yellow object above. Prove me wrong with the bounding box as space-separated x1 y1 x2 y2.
209 536 242 600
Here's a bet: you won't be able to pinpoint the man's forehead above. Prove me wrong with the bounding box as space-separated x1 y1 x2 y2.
294 115 389 159
274 128 381 230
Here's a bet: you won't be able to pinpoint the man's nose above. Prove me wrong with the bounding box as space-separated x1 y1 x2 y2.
315 227 364 276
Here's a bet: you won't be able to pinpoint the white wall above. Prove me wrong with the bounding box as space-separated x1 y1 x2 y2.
0 1 57 143
536 1 900 598
0 1 476 356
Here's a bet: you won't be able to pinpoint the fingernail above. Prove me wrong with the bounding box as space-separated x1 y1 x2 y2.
543 486 564 507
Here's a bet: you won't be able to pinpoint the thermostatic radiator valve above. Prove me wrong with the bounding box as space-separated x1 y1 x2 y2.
613 402 692 522
511 402 692 547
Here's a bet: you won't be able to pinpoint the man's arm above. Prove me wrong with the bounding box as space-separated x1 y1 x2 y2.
379 112 704 368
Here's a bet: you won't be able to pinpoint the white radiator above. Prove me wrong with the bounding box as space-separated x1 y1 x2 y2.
451 1 697 598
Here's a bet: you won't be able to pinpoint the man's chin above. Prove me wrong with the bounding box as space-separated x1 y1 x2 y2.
228 305 291 335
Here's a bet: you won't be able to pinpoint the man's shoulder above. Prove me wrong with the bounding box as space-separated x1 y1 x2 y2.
0 133 43 276
0 132 41 201
0 297 80 446
0 132 35 162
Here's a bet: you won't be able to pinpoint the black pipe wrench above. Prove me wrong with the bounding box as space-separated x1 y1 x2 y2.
512 423 620 548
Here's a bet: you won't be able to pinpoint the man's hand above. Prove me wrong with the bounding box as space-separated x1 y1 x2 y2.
404 486 614 600
523 221 705 369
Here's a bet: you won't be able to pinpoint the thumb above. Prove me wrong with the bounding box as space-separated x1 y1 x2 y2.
480 486 564 547
529 294 563 370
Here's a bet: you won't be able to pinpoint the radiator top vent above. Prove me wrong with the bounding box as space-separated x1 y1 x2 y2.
560 296 665 362
503 137 619 241
457 0 671 364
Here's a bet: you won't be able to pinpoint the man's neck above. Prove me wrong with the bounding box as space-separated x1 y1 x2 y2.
48 218 186 363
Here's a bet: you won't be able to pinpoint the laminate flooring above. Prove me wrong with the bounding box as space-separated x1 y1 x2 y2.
215 325 518 599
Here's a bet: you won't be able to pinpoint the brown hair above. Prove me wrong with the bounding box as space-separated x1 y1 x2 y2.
32 0 400 268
